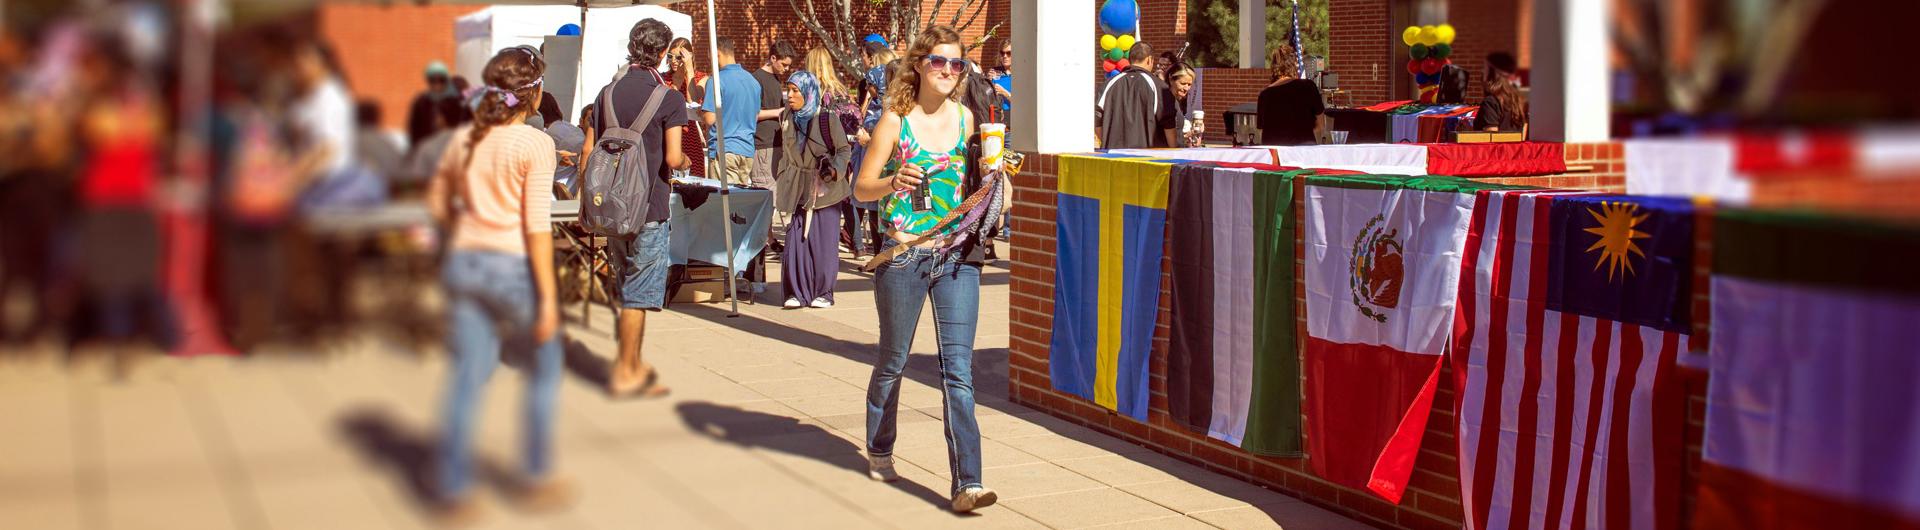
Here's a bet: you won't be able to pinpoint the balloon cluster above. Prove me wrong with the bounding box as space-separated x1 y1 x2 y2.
1401 24 1456 103
1098 0 1140 79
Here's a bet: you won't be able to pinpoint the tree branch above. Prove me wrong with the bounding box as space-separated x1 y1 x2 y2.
955 0 988 34
928 0 949 29
965 21 1003 53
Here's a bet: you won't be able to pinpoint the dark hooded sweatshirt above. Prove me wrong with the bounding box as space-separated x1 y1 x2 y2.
1097 66 1163 150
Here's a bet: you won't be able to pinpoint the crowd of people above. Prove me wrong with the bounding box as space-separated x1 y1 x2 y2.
0 7 1520 524
0 12 410 360
414 19 1014 522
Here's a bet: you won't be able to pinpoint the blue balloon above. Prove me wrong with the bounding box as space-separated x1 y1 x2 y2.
1098 0 1139 35
1106 69 1121 79
557 24 582 36
1415 72 1437 85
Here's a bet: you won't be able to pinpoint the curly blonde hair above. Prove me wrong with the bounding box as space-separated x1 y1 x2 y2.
886 26 967 116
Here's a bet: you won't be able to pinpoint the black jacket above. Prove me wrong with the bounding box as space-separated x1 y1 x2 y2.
1096 67 1162 149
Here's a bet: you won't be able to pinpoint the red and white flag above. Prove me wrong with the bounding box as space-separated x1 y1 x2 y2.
1452 189 1695 530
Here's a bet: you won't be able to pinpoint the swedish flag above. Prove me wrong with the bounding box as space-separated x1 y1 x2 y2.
1050 154 1174 420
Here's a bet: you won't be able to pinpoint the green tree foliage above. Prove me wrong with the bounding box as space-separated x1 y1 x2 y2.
1184 0 1328 68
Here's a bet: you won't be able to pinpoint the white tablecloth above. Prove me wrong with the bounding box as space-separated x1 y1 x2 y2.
1264 144 1430 175
1105 147 1278 164
1624 137 1750 202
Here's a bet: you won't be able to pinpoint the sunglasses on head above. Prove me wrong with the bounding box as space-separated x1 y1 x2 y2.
922 55 965 75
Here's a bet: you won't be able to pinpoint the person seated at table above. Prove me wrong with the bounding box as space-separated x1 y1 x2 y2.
1153 64 1203 148
1474 52 1528 133
774 71 853 309
1256 44 1324 146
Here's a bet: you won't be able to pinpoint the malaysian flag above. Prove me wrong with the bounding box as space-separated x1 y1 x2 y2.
1452 190 1696 530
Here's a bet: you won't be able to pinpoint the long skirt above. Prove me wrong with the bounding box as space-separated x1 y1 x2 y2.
781 205 842 304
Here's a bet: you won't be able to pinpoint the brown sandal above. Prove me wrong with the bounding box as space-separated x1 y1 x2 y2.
610 364 671 399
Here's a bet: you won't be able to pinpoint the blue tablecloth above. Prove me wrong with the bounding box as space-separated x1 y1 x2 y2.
666 185 772 268
550 182 773 269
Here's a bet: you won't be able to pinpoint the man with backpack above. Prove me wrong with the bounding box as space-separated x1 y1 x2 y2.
583 18 688 397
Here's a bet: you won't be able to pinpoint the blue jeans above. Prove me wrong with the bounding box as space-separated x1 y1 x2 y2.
865 244 984 495
610 221 670 311
436 251 563 501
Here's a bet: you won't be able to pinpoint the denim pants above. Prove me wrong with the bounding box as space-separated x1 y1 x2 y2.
865 244 984 495
436 251 563 500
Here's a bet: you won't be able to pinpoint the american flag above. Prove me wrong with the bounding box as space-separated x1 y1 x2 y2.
1288 0 1303 79
1451 189 1695 530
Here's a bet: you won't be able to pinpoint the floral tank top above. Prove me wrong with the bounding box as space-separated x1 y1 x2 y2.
882 111 968 235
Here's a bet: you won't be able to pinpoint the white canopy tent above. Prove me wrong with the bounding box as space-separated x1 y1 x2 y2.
452 4 691 123
228 0 746 314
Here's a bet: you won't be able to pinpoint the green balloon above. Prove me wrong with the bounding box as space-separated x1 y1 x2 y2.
1433 43 1452 59
1109 48 1127 60
1410 44 1429 60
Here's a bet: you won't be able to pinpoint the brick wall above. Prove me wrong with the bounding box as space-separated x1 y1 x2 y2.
1194 67 1271 145
1327 0 1393 106
317 4 484 132
316 0 1018 135
1325 0 1526 106
1006 143 1686 530
1442 0 1522 104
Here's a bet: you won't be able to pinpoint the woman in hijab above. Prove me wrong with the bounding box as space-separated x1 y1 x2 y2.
775 71 853 309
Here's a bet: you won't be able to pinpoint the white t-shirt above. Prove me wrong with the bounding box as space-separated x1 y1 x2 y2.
293 78 355 176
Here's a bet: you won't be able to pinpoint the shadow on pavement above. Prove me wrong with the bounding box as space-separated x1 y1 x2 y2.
336 407 439 507
560 337 612 393
674 401 967 514
335 406 518 509
672 303 1009 403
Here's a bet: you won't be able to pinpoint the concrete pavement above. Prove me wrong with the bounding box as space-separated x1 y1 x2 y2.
0 243 1372 530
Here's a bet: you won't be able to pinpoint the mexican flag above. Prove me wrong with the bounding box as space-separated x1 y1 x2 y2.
1696 209 1920 530
1301 175 1510 503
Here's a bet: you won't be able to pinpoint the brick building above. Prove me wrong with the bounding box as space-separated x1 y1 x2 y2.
314 0 1529 139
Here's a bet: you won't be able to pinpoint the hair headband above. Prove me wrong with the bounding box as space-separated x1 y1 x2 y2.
474 78 542 108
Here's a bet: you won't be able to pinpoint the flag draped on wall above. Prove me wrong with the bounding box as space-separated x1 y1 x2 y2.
1167 165 1309 455
1301 174 1496 503
1696 210 1920 530
1453 191 1695 530
1051 154 1172 421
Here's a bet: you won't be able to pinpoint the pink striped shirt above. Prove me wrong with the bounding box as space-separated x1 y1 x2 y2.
429 123 556 255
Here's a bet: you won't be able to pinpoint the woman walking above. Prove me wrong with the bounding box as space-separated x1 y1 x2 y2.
852 25 997 513
425 47 570 522
776 71 852 309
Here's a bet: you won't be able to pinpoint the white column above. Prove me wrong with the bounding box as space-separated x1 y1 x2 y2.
1237 0 1267 68
1012 0 1095 153
1529 0 1610 142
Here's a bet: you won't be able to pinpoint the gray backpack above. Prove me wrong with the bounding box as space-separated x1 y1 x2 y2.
580 82 670 236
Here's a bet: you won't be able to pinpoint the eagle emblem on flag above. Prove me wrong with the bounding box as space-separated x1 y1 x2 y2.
1350 214 1405 322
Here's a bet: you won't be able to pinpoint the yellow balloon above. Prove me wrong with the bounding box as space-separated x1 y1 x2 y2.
1434 24 1457 45
1118 34 1137 51
1418 25 1440 46
1100 34 1118 50
1402 26 1422 47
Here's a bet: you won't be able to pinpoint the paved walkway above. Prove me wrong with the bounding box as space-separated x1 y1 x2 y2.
0 244 1371 530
